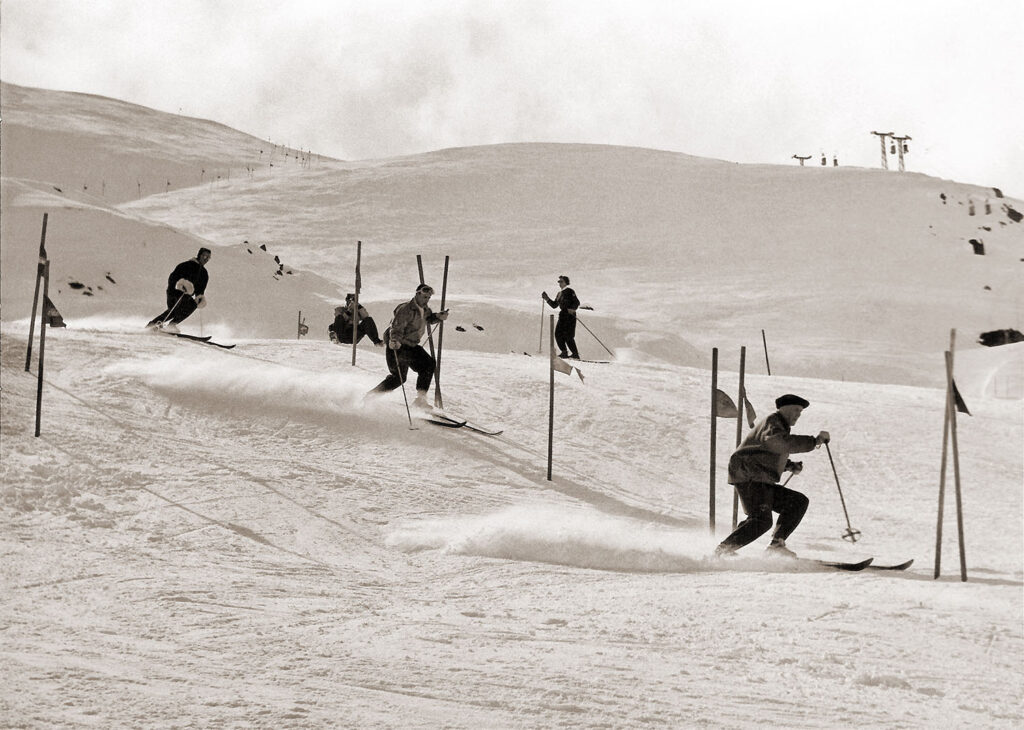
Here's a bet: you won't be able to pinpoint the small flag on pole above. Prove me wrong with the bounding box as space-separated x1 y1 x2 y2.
715 389 738 418
551 354 584 382
952 379 971 416
743 393 757 427
43 296 65 328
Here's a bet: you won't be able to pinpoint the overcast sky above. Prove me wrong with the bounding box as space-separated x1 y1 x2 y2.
2 0 1022 196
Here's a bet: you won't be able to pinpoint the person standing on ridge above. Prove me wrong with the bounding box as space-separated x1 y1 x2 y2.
146 247 212 333
369 283 449 409
714 394 830 559
542 274 580 359
329 293 383 346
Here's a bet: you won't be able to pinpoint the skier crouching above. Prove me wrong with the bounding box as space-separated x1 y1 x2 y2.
715 394 830 559
146 247 211 333
369 284 449 409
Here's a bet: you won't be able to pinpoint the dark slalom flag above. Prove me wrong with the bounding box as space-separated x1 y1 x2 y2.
952 379 971 416
714 389 738 418
44 296 66 328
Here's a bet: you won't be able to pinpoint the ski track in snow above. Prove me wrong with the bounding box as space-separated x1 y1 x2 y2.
2 327 1022 728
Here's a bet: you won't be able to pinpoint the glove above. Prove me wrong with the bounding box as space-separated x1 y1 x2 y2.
175 278 195 295
789 461 804 474
542 292 550 302
195 294 207 309
389 340 402 350
436 309 449 321
815 430 831 446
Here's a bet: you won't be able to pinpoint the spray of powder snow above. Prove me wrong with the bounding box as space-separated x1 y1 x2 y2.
386 504 716 573
106 354 386 424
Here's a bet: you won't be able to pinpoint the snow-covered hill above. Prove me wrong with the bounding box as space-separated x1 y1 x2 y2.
1 83 1022 728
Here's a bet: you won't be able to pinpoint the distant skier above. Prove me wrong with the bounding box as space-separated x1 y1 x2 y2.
146 248 211 333
714 394 830 559
542 274 580 359
369 284 449 409
328 294 383 346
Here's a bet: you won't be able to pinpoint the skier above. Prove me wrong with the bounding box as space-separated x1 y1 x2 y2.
714 394 830 559
146 248 212 333
369 284 449 409
328 294 383 346
541 274 580 359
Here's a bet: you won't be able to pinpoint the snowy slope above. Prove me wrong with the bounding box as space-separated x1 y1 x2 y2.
1 83 1022 729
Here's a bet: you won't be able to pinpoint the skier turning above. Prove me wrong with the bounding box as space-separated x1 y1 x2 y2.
541 274 580 359
329 293 383 346
146 248 212 332
714 394 830 559
369 284 449 409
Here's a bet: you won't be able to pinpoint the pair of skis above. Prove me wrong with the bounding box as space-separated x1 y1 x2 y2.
791 557 914 572
419 407 503 436
161 331 236 349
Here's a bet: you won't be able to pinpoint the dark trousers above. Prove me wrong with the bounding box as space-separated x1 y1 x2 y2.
372 345 435 394
718 481 809 550
148 291 197 326
555 314 579 357
338 317 381 345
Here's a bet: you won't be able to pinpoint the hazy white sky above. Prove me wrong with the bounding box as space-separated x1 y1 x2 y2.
2 0 1022 195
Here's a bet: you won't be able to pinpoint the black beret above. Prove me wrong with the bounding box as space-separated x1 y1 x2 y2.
775 394 810 409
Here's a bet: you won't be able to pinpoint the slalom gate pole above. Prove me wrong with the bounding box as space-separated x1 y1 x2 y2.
709 348 718 533
732 346 746 529
538 300 545 353
934 329 955 579
547 314 555 481
25 213 48 372
433 255 449 408
577 318 614 358
944 350 968 581
761 329 771 375
351 240 361 366
35 261 50 437
416 254 438 368
824 442 860 542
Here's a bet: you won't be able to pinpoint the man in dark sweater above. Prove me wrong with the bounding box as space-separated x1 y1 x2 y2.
146 248 211 332
328 293 383 346
714 394 830 559
542 274 580 359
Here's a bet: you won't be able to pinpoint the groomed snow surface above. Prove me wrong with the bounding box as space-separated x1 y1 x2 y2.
2 323 1021 728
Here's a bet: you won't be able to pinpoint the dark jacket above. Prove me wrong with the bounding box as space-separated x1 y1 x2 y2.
728 412 817 485
330 304 369 336
166 259 209 297
545 287 579 318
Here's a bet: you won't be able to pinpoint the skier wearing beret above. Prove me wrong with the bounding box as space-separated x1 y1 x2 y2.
542 274 581 360
714 393 831 559
146 247 212 333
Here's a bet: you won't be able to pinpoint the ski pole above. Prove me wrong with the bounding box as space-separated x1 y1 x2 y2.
390 346 416 430
576 317 614 358
824 442 861 542
160 292 188 327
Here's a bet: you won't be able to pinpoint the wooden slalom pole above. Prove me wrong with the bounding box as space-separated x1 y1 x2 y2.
547 314 555 481
351 241 361 366
710 348 718 533
35 261 50 437
934 329 955 579
761 329 771 376
433 255 449 408
415 254 438 368
732 346 746 529
945 349 968 581
25 213 49 372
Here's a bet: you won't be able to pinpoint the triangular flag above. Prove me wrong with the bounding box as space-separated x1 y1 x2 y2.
44 295 66 328
551 354 585 382
743 393 757 427
952 379 971 416
715 389 738 418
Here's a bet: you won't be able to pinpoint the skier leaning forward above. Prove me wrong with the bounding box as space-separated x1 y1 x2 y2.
369 283 449 409
715 393 830 559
